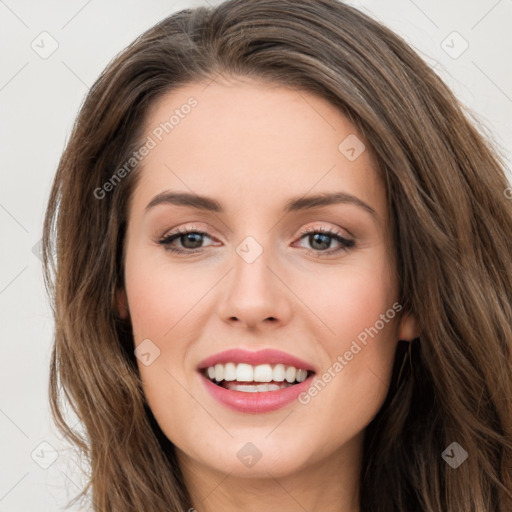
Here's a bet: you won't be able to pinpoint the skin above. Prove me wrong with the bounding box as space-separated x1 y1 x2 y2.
118 76 420 512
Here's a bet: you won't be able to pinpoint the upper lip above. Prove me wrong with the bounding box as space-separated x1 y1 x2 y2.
197 348 316 373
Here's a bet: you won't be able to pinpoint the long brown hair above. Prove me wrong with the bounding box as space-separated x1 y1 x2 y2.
42 0 512 510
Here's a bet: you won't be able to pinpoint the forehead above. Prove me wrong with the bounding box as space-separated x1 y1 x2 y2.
130 78 385 220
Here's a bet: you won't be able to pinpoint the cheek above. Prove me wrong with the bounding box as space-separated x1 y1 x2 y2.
123 251 208 441
295 253 397 353
123 245 220 386
296 254 399 427
124 248 205 341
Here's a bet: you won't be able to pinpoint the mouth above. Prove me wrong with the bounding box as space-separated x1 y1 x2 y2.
196 349 316 413
200 362 315 392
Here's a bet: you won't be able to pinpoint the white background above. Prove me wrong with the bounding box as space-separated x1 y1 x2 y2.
1 0 511 510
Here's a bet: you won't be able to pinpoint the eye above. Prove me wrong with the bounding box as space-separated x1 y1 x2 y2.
157 225 355 257
158 226 214 254
294 226 355 256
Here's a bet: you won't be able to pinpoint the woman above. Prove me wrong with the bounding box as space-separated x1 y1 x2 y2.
42 0 512 510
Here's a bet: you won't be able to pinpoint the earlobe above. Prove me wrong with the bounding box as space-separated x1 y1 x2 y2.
116 288 129 319
398 312 420 341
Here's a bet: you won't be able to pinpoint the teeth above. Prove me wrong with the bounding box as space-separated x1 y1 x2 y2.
224 362 236 381
296 369 308 382
253 364 273 382
236 363 253 382
224 382 291 392
214 363 224 382
285 366 296 383
203 362 311 387
273 363 285 382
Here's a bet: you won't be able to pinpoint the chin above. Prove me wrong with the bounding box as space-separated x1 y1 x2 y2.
176 429 320 479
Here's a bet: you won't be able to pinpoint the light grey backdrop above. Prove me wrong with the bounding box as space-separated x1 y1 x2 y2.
1 0 511 510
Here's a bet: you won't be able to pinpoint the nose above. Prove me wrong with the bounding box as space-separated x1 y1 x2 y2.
216 242 293 331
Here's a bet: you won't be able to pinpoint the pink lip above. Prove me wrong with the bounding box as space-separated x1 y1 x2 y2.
199 372 315 414
197 348 316 372
196 348 316 414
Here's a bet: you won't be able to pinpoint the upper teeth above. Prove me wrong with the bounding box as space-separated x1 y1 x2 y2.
205 363 309 383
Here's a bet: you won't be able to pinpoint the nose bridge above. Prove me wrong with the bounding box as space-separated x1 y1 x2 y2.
217 232 292 327
232 233 276 304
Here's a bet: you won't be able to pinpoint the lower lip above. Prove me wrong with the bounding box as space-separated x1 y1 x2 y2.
199 372 314 413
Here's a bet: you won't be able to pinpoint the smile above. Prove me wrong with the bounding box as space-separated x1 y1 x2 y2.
202 363 311 392
197 348 316 413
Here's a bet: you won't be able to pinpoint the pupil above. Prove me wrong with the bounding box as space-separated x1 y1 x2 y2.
182 233 202 248
310 233 330 250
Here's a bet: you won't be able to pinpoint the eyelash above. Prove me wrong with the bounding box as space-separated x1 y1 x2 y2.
157 225 355 257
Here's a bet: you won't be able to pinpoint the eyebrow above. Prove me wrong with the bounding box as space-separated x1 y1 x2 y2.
145 191 377 217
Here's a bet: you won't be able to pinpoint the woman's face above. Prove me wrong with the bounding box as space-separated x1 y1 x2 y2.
120 77 418 480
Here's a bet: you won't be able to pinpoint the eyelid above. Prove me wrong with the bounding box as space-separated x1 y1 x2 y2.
158 222 352 242
296 222 353 239
158 222 216 240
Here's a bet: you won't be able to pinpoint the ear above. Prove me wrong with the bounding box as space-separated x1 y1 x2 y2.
398 312 420 341
116 288 130 320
